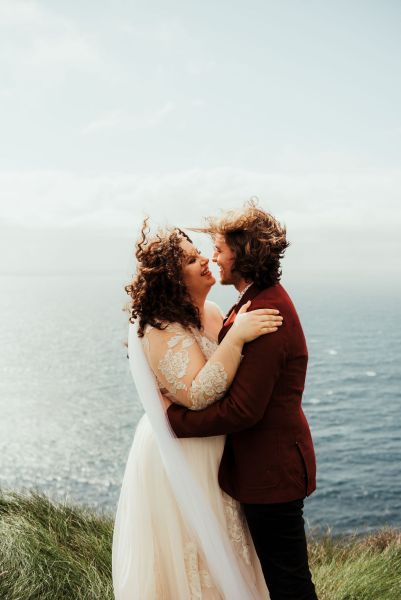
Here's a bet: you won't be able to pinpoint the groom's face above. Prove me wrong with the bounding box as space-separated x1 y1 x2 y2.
212 233 238 285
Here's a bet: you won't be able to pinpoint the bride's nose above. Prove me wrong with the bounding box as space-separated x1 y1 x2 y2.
200 256 209 267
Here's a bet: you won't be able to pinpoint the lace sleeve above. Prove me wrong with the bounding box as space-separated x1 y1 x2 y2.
143 323 233 410
188 362 228 409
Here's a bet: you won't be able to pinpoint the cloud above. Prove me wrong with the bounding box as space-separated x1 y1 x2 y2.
186 58 217 76
0 166 400 283
0 167 400 234
0 0 46 26
118 17 187 45
82 103 176 134
25 32 99 70
0 1 101 75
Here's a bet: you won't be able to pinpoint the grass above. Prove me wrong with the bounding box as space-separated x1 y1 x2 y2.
308 528 401 600
0 489 114 600
0 489 400 599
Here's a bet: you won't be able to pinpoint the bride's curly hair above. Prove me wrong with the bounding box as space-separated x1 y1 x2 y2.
125 218 202 337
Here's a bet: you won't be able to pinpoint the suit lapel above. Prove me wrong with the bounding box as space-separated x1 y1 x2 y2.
223 303 237 325
218 284 261 343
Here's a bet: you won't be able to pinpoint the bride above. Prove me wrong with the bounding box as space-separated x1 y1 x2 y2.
112 221 283 599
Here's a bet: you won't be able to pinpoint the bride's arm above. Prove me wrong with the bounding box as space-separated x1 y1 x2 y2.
143 306 282 410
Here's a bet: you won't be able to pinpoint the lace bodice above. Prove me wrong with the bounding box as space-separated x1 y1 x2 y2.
142 322 229 410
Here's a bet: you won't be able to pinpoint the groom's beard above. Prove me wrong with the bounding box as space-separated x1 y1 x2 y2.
218 270 234 285
219 270 241 287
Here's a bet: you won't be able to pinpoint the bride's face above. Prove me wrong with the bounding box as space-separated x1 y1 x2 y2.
180 238 215 297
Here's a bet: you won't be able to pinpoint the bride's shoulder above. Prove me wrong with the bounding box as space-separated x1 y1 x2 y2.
205 300 224 321
205 300 224 316
143 321 192 340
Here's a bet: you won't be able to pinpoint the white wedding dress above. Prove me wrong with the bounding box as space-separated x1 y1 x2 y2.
112 318 269 600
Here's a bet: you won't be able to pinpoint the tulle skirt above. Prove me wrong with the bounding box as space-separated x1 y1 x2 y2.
112 414 269 599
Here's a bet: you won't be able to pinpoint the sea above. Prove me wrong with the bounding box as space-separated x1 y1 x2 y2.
0 273 400 536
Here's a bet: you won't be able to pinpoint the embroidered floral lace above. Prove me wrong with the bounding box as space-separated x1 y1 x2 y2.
143 323 229 410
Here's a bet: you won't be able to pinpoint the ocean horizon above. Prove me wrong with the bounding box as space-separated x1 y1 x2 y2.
1 273 400 535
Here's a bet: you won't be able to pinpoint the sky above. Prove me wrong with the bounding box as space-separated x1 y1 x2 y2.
0 0 400 290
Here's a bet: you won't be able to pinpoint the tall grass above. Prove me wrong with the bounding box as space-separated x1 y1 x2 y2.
309 528 401 600
0 490 114 600
1 489 400 599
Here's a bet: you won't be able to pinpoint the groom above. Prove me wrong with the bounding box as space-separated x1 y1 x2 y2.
167 201 318 600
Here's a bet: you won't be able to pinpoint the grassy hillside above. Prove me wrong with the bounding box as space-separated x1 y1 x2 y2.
1 490 400 599
0 490 113 600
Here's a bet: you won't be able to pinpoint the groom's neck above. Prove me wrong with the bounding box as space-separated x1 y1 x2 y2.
234 278 252 293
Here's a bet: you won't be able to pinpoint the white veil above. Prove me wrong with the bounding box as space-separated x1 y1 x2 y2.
112 320 260 600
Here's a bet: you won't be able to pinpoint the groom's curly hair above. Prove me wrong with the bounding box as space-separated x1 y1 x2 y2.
125 218 202 337
193 198 289 289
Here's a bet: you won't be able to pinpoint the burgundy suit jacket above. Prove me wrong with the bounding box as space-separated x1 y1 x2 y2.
167 283 317 504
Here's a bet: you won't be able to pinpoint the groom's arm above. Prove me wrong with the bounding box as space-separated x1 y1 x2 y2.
167 308 287 438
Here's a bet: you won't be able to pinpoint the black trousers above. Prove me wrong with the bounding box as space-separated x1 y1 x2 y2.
243 499 318 600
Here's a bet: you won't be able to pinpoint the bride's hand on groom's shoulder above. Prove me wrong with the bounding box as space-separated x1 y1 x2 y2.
232 301 283 343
